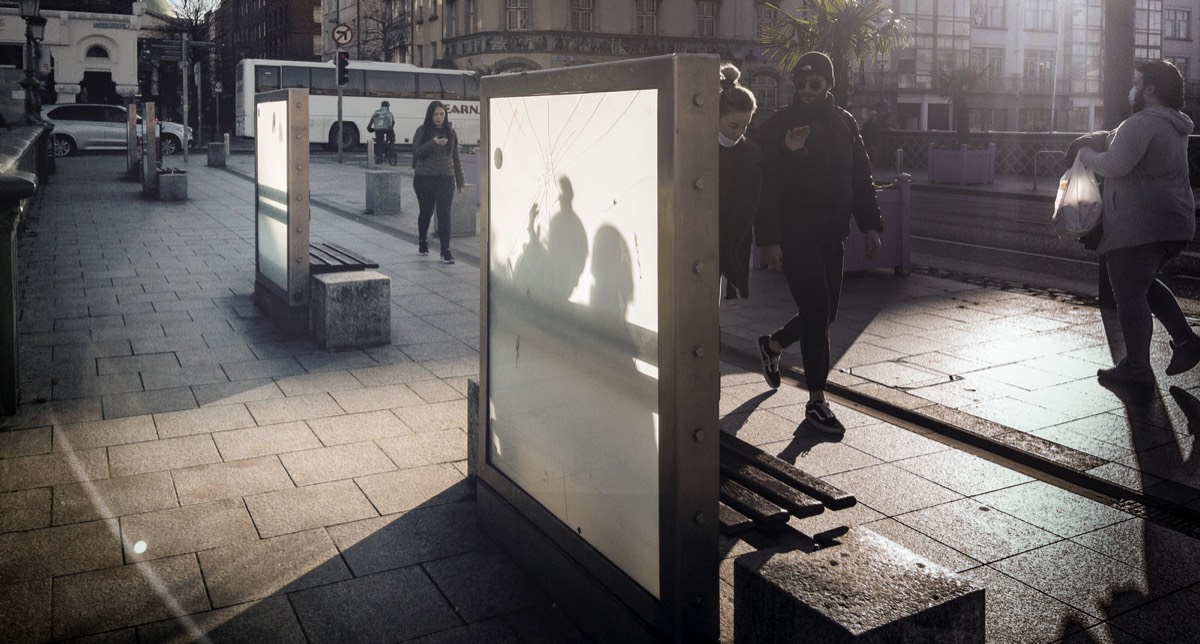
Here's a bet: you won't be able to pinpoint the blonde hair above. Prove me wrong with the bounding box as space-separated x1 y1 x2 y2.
719 63 757 117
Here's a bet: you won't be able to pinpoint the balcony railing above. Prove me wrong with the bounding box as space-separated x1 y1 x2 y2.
443 31 754 60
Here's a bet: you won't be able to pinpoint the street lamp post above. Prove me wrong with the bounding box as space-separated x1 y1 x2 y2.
19 0 46 124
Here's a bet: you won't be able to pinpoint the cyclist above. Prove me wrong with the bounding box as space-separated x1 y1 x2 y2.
367 101 395 164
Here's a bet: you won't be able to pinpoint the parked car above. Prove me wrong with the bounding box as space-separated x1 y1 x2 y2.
41 104 193 157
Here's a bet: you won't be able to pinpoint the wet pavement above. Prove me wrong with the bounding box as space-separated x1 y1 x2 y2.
1 149 1198 642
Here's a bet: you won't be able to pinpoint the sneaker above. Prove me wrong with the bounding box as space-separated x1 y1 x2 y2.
441 251 455 265
418 241 429 256
1166 335 1200 376
805 400 846 435
757 335 781 389
1097 360 1155 389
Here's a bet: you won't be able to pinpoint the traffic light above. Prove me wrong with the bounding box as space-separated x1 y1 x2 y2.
336 50 350 86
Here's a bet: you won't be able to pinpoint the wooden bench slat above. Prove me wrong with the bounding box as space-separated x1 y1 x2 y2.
720 478 789 528
308 242 379 274
720 456 826 519
719 502 755 537
720 431 857 510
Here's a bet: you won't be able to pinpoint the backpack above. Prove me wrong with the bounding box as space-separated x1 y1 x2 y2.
370 110 392 131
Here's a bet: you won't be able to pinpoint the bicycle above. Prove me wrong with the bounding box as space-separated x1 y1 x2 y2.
383 139 397 166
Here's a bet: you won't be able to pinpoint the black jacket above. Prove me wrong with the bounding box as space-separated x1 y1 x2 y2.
754 94 882 246
719 137 764 297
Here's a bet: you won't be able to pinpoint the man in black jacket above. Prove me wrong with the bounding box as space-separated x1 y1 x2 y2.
754 51 883 435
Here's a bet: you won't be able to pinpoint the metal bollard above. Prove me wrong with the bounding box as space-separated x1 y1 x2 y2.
895 148 904 176
223 133 230 158
367 139 376 169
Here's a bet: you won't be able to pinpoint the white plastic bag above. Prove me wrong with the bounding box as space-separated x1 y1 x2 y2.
1051 157 1103 240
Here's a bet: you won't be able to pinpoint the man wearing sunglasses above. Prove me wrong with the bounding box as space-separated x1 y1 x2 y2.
753 51 884 435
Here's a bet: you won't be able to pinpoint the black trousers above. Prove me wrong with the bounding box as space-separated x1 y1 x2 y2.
414 175 455 254
373 129 394 159
770 236 845 393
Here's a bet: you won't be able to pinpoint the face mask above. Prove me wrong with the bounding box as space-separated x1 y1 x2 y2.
1129 85 1138 105
718 132 742 148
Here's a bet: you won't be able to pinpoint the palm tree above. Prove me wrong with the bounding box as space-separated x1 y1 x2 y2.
760 0 913 107
934 65 990 146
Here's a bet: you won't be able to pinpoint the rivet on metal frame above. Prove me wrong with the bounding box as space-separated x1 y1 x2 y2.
693 429 705 442
693 512 705 524
692 262 704 274
693 94 705 106
693 178 705 190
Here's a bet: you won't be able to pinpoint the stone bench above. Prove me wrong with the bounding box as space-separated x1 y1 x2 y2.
307 243 389 350
207 142 227 168
735 529 985 643
365 169 402 214
157 168 187 201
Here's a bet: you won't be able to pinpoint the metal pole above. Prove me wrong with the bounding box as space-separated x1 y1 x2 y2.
337 49 344 164
195 62 203 146
182 32 189 163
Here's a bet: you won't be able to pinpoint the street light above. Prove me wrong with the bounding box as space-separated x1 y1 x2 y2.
19 0 46 124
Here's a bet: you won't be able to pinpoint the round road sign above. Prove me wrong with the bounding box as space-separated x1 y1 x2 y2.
332 24 354 46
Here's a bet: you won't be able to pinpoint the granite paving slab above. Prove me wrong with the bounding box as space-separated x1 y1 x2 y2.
0 519 123 583
52 471 178 526
120 498 259 563
244 479 379 538
288 566 461 641
197 528 353 608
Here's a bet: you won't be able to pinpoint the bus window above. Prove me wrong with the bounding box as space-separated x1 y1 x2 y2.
312 67 364 95
441 75 464 100
465 75 480 101
365 70 416 99
281 66 309 89
255 65 281 93
416 73 442 99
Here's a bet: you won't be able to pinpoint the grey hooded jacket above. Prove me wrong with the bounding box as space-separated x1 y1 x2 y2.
1078 105 1195 255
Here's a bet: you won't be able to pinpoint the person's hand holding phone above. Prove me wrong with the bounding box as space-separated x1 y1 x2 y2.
435 136 448 146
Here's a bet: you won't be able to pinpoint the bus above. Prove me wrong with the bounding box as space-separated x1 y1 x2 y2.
235 58 480 150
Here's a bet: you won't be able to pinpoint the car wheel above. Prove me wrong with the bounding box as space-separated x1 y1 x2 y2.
51 134 76 157
160 134 181 156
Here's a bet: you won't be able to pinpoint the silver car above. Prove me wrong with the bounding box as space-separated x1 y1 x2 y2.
41 104 193 157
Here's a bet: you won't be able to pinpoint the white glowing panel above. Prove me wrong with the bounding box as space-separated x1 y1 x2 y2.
487 90 660 597
256 100 290 292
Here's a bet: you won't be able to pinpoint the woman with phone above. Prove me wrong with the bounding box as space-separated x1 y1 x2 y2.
412 100 465 264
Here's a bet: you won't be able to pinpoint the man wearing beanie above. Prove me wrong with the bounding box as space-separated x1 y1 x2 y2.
752 50 884 435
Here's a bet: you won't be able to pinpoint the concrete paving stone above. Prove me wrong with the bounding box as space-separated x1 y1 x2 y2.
826 462 964 517
861 518 982 573
102 386 198 419
787 498 886 536
89 323 166 344
895 498 1061 564
193 378 285 407
221 356 308 382
53 470 177 526
1073 517 1200 588
897 446 1034 496
294 350 381 374
0 578 51 642
52 339 134 362
306 409 414 446
278 441 397 486
19 328 91 348
0 519 123 583
50 372 144 401
376 428 468 468
0 487 51 533
138 364 229 393
976 481 1132 539
243 339 317 360
154 297 220 313
52 414 158 451
108 434 221 477
0 393 104 429
211 420 323 462
198 528 352 608
1086 462 1167 495
244 479 378 538
1009 383 1125 418
760 432 884 478
51 554 210 640
130 332 209 355
991 539 1177 621
0 447 109 492
498 604 591 643
1028 423 1138 462
274 370 365 397
159 318 235 338
975 362 1079 392
719 410 800 446
0 425 51 457
136 594 308 643
423 548 549 624
173 455 295 506
153 402 256 439
120 311 195 329
845 381 940 413
343 362 439 390
53 314 127 332
391 399 468 433
960 564 1098 644
398 293 466 318
326 501 491 577
419 312 481 341
407 618 523 644
245 392 346 426
356 463 471 514
391 319 458 346
1107 586 1200 642
289 565 462 641
120 498 259 563
175 343 257 368
330 382 428 414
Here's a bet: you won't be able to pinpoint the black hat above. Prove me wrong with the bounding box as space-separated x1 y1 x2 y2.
793 51 835 87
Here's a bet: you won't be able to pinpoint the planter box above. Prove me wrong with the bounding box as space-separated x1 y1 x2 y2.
844 174 911 275
928 143 995 185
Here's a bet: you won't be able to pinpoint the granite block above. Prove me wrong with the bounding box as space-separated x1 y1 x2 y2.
310 271 391 350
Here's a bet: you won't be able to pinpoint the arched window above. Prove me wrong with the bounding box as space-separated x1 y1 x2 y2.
86 45 110 59
750 74 778 111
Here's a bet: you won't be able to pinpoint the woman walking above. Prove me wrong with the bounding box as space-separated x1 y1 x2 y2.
716 62 763 306
412 100 465 264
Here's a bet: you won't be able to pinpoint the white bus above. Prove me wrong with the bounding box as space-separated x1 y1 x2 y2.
234 58 480 150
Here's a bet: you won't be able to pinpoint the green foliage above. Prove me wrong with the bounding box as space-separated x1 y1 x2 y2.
934 65 990 144
760 0 913 106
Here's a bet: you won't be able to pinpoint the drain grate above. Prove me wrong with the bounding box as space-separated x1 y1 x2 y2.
1110 498 1200 540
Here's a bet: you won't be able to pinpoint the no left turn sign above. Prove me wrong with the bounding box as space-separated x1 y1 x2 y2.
332 24 354 46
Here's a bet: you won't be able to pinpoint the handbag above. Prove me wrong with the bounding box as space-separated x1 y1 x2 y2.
1051 157 1103 240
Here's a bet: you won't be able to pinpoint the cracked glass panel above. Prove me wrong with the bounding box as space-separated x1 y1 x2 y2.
487 89 661 597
